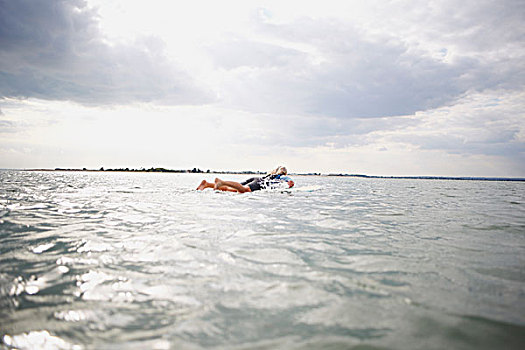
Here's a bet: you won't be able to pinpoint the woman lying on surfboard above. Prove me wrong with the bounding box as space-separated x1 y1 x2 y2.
196 166 294 193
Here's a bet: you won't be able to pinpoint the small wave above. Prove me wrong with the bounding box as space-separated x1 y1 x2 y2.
32 242 55 254
2 330 80 350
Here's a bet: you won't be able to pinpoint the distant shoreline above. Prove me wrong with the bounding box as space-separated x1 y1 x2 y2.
325 173 525 182
14 168 525 182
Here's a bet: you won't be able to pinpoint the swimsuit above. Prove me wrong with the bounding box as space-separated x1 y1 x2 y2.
241 174 292 192
241 177 264 191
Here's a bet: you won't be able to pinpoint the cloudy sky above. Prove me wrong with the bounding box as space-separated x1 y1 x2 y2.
1 0 524 176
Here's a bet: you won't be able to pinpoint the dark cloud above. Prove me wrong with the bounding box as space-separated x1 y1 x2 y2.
393 133 525 159
210 2 525 118
213 32 463 118
0 120 18 133
0 0 213 105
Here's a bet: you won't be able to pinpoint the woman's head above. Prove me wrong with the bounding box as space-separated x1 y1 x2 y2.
271 166 287 175
277 166 287 175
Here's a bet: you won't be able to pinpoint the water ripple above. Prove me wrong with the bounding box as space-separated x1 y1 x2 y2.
1 171 524 349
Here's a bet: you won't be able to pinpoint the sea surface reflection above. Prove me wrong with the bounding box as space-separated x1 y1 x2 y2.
1 171 524 349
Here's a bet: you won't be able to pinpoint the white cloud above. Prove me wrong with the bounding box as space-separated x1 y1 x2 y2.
0 0 213 105
382 90 525 158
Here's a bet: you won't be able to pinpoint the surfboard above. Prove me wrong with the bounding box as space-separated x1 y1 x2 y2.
289 185 323 192
270 185 323 193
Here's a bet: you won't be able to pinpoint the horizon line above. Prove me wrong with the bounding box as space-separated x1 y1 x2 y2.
3 168 525 182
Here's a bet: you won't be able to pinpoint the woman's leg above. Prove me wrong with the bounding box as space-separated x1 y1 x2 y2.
214 178 251 193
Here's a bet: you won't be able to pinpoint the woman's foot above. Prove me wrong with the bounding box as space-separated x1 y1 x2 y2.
214 178 224 190
196 180 208 190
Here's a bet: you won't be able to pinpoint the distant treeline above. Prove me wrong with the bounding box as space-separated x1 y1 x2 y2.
99 167 192 173
327 174 525 182
53 167 267 175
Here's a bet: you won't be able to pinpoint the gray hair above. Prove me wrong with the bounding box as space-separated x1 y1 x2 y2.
270 166 287 175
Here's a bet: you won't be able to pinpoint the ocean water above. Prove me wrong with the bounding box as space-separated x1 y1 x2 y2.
1 170 524 350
